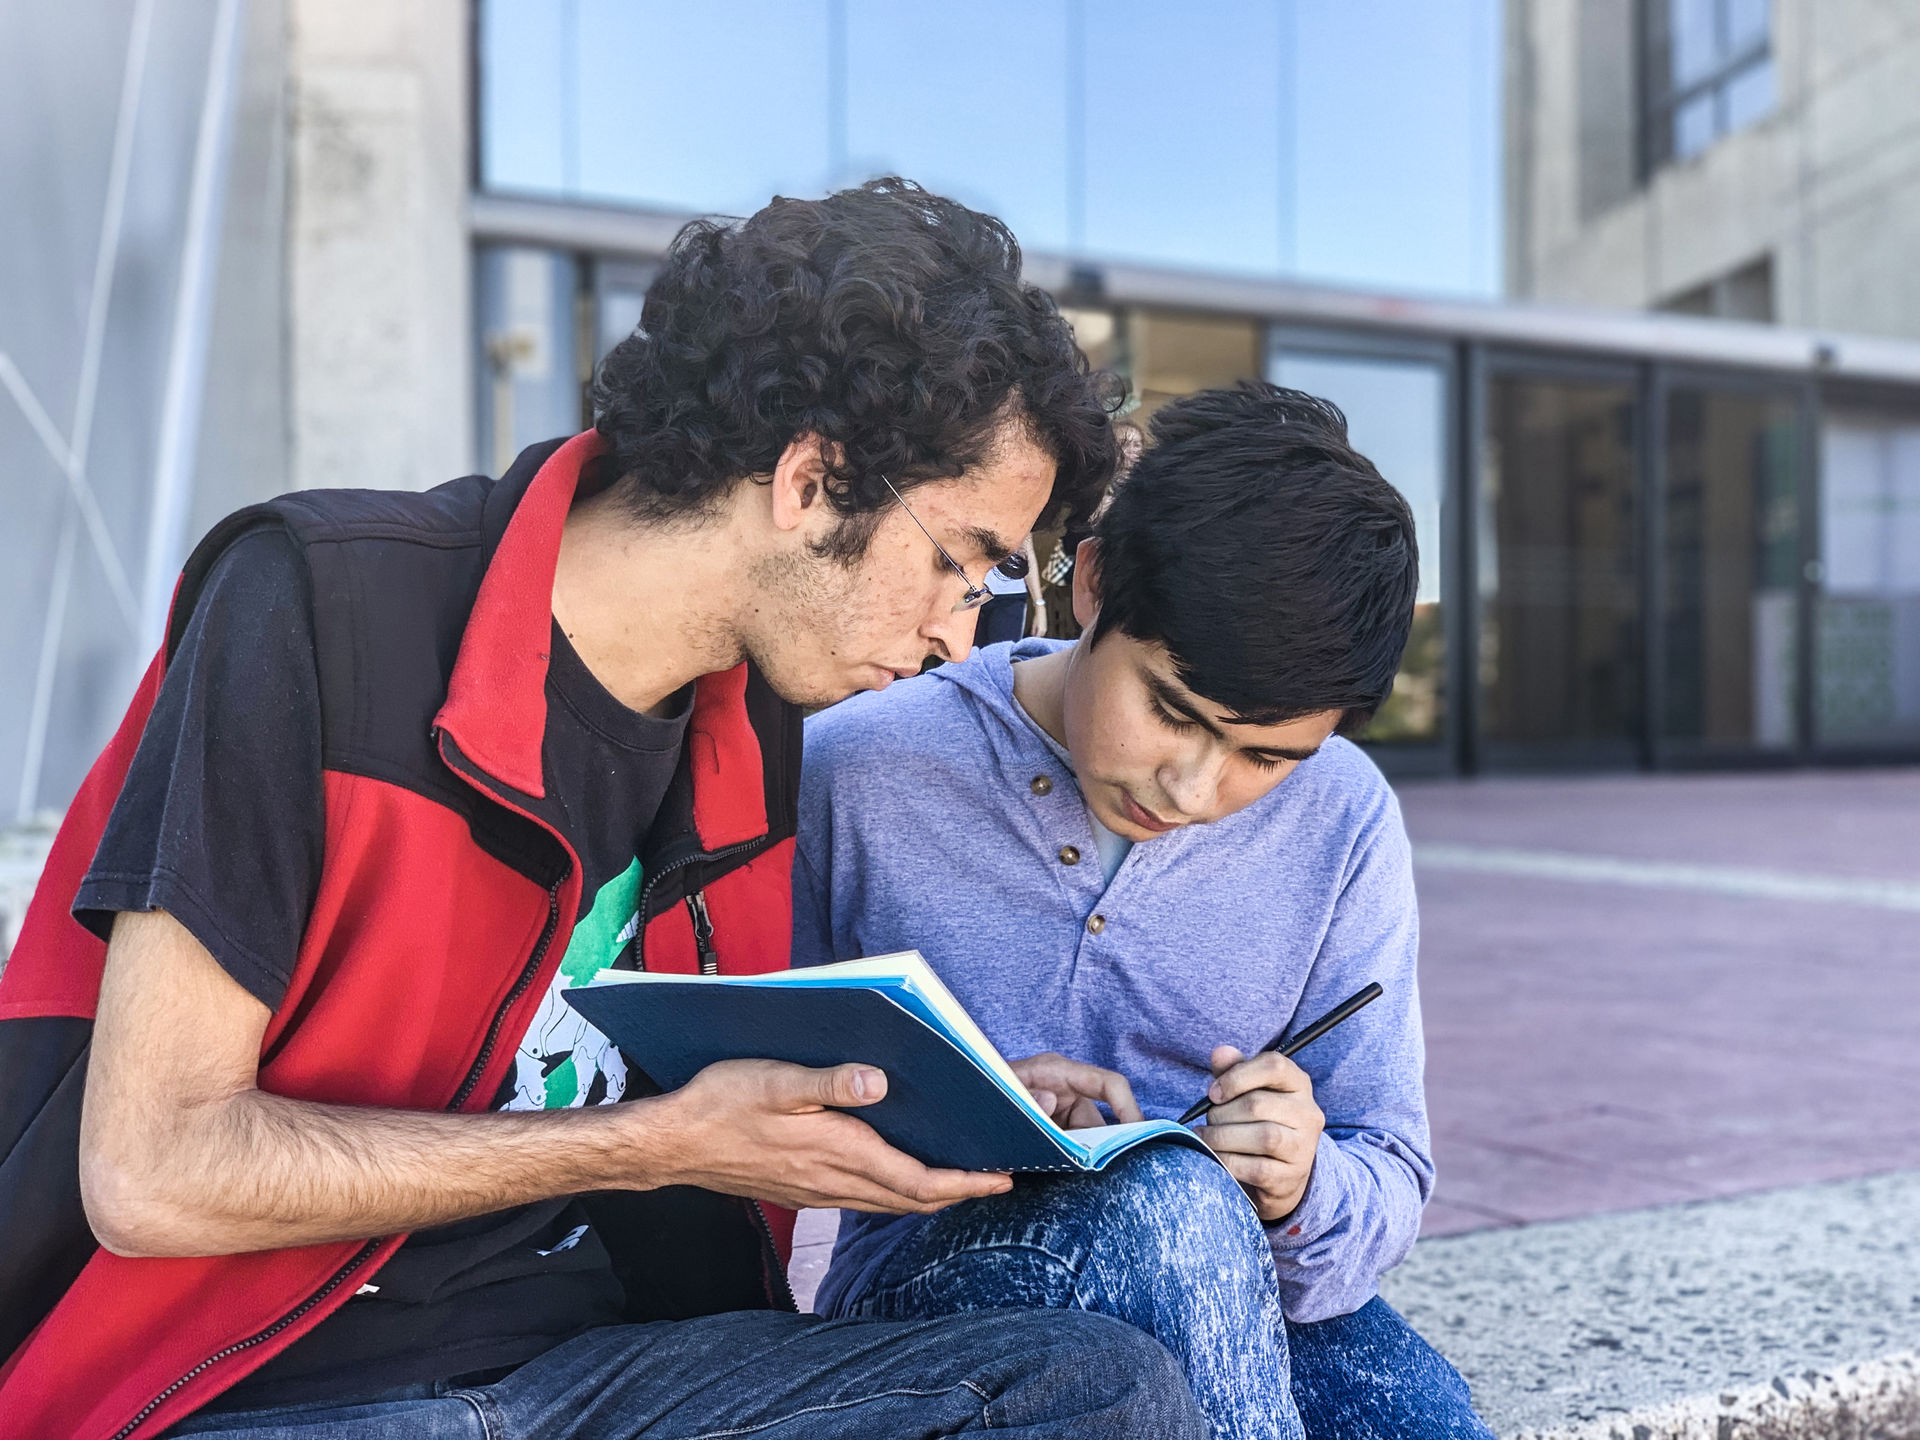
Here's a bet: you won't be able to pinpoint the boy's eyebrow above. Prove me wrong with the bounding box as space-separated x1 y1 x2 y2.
1146 667 1324 764
1143 670 1225 740
1245 743 1324 764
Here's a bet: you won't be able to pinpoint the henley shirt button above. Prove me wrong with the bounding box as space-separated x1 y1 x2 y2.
1030 775 1053 796
1058 845 1081 866
1086 914 1106 934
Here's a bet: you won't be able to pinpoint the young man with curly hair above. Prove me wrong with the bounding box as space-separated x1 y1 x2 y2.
796 384 1498 1440
0 182 1210 1439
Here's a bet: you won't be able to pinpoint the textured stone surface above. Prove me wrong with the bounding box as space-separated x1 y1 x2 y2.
1380 1170 1920 1438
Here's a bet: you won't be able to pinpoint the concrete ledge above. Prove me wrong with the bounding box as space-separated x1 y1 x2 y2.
1520 1352 1919 1440
1381 1170 1920 1439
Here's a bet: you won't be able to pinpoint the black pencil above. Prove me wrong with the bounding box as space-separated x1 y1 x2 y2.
1176 982 1384 1125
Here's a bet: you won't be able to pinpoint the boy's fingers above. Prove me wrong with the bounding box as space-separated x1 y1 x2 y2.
1087 1067 1144 1123
1200 1117 1305 1163
1207 1050 1311 1105
1210 1045 1245 1076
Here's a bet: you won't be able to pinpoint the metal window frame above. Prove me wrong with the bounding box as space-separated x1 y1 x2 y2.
1637 0 1772 179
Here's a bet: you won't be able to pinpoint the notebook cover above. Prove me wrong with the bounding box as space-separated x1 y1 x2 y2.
562 982 1086 1171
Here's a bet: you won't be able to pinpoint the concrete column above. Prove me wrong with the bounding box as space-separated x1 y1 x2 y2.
285 0 472 492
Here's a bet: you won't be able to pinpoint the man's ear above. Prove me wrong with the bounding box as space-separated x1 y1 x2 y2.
1070 537 1103 631
767 434 834 534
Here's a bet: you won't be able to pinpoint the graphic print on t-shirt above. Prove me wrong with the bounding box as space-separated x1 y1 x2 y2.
502 858 641 1111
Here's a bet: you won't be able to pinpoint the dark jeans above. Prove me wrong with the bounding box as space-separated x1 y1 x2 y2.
163 1306 1208 1439
820 1146 1495 1440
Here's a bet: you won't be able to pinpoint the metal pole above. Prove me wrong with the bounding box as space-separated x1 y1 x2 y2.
139 0 246 660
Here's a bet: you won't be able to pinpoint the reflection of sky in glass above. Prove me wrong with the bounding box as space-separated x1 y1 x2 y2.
1268 351 1445 605
478 0 1500 298
1668 0 1720 88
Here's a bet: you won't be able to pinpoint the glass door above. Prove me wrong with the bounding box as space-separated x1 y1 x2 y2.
1659 381 1804 756
1479 369 1642 767
1814 404 1920 749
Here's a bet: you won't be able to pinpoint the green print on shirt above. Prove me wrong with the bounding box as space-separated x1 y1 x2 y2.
503 858 643 1112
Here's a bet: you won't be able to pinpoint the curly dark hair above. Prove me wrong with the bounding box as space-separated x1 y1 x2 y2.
590 178 1125 559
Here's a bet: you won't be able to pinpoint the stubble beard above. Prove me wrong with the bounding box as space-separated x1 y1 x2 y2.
740 545 865 709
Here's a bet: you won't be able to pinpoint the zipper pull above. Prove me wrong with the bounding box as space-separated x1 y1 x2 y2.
686 890 719 975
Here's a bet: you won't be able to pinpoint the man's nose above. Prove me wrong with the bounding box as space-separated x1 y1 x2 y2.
921 599 978 668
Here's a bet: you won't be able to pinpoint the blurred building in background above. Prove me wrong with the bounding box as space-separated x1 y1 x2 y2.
3 0 1918 832
1501 0 1920 760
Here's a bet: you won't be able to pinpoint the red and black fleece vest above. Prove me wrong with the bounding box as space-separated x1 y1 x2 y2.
0 432 803 1439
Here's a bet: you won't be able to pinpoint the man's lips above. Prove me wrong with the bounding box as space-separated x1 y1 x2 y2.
1119 789 1179 834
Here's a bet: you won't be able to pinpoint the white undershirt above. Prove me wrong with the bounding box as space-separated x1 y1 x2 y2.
1087 810 1134 885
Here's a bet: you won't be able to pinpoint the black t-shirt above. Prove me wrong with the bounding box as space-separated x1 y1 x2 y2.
74 528 694 1408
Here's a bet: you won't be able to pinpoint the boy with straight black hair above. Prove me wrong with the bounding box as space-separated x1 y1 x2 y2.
795 382 1496 1439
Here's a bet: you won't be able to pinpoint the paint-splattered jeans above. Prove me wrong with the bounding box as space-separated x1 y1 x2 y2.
817 1146 1495 1440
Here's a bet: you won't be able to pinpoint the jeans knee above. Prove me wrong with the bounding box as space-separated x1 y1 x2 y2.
1030 1310 1210 1437
1103 1145 1271 1281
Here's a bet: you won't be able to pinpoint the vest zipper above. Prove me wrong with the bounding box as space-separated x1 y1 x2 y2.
108 1240 382 1440
451 880 564 1109
685 890 719 974
634 838 761 970
749 1200 799 1312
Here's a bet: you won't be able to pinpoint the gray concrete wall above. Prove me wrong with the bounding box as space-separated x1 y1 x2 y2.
1507 0 1920 341
285 0 473 493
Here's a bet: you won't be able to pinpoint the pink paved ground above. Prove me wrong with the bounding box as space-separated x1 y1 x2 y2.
791 767 1920 1299
1402 767 1920 1236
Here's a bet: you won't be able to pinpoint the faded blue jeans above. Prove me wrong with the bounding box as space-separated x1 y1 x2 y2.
162 1306 1208 1439
818 1146 1495 1440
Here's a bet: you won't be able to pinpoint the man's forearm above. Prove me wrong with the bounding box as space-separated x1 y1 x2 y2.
85 1087 680 1258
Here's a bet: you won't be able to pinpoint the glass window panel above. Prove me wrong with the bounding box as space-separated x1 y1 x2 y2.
1661 388 1801 750
1481 377 1641 764
1082 1 1286 274
1722 57 1775 133
1816 415 1920 746
1725 0 1771 54
593 259 659 365
478 0 571 193
1668 0 1722 88
1673 92 1718 159
572 0 831 214
474 246 582 478
845 0 1070 254
1270 350 1448 744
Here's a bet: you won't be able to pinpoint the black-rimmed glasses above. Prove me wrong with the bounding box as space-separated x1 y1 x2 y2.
878 474 1029 613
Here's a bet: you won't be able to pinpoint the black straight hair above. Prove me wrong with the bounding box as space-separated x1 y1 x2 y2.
1086 381 1418 734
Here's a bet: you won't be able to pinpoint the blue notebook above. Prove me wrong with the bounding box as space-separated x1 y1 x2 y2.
562 952 1209 1173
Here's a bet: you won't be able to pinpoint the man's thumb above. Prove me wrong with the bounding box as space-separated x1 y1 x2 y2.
804 1063 887 1109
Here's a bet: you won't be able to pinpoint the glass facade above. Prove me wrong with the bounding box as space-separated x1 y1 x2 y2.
468 3 1918 777
1480 375 1641 764
475 0 1501 295
1661 386 1802 753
